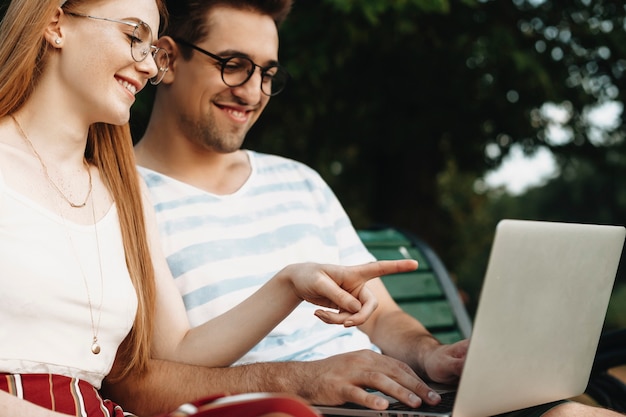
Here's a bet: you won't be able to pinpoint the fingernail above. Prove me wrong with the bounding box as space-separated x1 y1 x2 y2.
428 391 441 402
374 397 387 408
344 320 354 327
408 394 421 407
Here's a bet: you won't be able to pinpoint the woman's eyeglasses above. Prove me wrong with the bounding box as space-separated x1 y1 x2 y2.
65 12 169 85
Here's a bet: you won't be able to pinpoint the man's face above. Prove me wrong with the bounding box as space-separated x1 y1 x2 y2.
172 6 280 153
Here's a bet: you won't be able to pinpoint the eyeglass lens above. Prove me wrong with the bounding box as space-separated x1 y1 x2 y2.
130 22 153 61
129 22 169 85
221 56 288 96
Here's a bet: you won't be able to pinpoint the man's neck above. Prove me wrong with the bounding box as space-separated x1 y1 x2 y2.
135 136 252 196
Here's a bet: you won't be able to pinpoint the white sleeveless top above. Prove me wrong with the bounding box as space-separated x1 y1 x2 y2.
0 168 137 388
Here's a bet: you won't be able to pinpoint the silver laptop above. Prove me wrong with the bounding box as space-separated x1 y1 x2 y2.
316 219 625 417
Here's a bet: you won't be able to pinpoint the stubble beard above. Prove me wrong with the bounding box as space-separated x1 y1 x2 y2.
186 113 247 154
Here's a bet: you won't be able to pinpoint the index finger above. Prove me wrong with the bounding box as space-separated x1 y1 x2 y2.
342 259 419 289
317 260 418 315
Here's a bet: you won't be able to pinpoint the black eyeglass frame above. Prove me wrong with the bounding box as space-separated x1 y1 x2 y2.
174 38 289 96
65 11 169 85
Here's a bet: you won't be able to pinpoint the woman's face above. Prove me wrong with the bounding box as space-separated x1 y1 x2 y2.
56 0 161 126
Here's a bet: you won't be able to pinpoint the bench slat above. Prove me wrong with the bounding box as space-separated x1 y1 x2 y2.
358 228 472 343
380 272 442 299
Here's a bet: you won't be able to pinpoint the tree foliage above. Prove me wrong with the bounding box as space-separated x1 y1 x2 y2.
250 0 624 239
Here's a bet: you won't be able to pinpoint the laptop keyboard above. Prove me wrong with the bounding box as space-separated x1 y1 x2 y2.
386 391 456 413
334 391 456 413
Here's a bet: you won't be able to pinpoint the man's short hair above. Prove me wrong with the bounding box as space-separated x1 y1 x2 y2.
164 0 293 47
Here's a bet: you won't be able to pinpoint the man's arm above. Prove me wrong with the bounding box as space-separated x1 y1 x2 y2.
101 350 443 416
321 183 467 383
358 278 468 384
101 358 301 416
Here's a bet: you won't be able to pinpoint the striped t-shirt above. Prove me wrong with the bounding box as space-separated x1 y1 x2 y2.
138 150 378 365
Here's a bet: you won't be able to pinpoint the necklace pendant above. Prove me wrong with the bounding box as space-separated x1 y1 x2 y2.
69 201 87 208
91 338 101 355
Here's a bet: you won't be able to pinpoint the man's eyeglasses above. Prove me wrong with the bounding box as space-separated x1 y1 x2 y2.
174 38 289 96
65 12 169 85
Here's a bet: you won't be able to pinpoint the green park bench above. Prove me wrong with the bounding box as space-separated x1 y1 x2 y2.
356 227 472 344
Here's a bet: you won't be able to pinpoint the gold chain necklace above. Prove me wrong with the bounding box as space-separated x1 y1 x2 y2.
11 114 104 355
83 197 105 355
11 114 93 208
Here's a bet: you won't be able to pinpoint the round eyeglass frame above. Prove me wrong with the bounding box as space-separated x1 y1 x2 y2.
174 38 289 96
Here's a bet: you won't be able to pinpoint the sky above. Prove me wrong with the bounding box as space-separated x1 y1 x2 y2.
483 100 623 195
484 145 557 195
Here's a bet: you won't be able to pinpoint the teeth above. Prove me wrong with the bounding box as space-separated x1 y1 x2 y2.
118 79 137 95
229 109 245 118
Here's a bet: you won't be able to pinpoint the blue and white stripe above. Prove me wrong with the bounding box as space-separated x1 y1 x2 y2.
139 150 378 364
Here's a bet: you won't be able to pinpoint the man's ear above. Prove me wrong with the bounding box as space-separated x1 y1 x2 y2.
44 7 64 48
156 36 179 85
